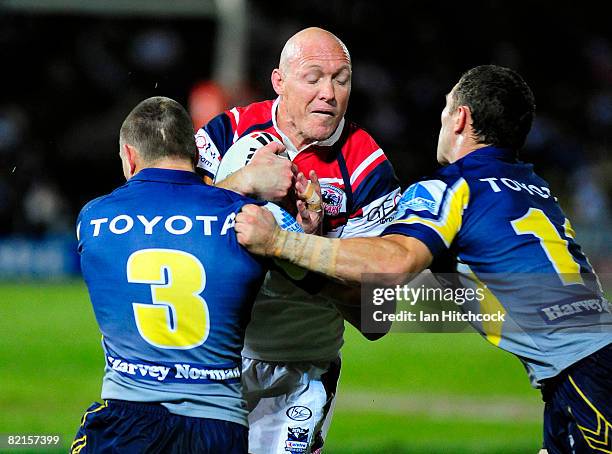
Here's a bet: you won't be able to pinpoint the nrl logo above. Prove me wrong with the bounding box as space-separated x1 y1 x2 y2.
287 427 309 441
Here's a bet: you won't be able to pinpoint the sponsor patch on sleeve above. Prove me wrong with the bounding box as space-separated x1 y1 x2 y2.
195 129 221 174
398 180 447 216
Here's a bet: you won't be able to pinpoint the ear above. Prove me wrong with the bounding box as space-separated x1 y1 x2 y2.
271 68 283 96
453 105 469 134
123 143 138 178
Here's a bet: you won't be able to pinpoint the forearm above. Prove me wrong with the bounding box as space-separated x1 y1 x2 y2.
270 230 418 285
214 168 253 196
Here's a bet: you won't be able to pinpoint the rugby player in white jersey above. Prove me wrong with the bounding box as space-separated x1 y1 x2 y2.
195 28 400 453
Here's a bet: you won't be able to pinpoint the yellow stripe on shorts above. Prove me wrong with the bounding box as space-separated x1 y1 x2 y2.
70 435 87 454
80 401 108 427
568 374 612 453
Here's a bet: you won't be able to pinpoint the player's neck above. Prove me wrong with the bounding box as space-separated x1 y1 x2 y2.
449 133 489 163
275 104 313 151
136 159 195 175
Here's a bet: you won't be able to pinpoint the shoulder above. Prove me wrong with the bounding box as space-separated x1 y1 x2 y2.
77 190 120 220
204 184 261 207
202 100 274 134
341 121 383 161
227 100 275 134
339 120 395 185
398 166 468 218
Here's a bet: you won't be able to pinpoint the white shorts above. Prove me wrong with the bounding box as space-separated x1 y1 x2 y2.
242 356 341 454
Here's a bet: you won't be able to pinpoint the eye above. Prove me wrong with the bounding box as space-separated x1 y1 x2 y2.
334 71 350 86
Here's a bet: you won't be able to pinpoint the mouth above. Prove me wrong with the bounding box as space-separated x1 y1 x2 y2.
311 110 335 117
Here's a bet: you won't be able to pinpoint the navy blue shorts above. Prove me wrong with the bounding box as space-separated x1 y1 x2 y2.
542 343 612 454
71 400 248 454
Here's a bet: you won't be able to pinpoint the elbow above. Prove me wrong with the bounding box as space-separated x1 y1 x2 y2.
375 250 420 287
361 330 390 341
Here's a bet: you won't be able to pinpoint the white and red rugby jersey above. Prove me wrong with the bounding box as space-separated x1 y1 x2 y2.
195 98 400 361
196 98 400 238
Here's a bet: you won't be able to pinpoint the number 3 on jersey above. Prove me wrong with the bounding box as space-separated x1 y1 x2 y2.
127 249 210 349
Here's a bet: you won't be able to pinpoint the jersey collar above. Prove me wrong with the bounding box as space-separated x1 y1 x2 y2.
271 97 345 160
129 168 203 185
466 146 517 161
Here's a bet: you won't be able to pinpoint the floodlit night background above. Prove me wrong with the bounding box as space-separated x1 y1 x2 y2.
0 1 610 452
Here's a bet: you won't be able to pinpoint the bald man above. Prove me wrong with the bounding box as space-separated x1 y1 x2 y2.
195 28 400 453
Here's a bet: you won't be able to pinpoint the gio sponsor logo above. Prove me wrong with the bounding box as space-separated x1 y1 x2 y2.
286 406 312 421
399 180 447 216
285 427 309 454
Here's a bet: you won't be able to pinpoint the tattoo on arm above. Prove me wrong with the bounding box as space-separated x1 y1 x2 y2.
272 230 340 277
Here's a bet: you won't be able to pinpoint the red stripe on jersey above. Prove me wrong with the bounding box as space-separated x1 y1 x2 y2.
350 152 387 189
327 216 346 230
340 124 385 180
349 208 364 219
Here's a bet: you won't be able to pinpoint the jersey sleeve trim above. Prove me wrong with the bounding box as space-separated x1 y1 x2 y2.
351 159 400 215
383 177 470 255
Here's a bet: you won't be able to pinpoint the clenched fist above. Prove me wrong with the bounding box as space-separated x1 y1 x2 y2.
242 142 297 201
235 204 280 256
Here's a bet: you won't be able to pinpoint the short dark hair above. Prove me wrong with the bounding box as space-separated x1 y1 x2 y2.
120 96 197 165
452 65 536 149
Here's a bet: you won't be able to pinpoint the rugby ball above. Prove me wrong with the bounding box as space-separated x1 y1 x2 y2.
214 131 285 184
263 196 308 280
217 131 306 280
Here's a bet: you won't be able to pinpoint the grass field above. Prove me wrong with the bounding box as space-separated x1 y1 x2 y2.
0 281 543 453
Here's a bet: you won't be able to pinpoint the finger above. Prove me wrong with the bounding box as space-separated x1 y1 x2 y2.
295 172 307 194
241 204 260 216
269 142 287 155
309 170 321 192
304 181 322 213
234 215 248 233
253 141 285 159
290 163 299 177
236 231 248 246
296 199 307 215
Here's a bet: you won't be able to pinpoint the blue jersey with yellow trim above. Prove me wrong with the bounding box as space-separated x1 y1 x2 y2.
76 168 266 426
383 147 612 385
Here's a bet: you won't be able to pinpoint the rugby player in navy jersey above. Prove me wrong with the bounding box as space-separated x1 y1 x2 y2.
237 65 612 453
71 97 266 453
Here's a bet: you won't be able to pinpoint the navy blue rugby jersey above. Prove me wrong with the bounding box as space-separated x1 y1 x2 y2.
76 168 266 426
383 147 612 385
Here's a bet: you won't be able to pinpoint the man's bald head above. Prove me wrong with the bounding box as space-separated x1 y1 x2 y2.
279 27 351 76
271 27 352 149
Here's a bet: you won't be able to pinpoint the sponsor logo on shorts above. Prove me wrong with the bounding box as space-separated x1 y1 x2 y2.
286 406 312 421
285 427 309 454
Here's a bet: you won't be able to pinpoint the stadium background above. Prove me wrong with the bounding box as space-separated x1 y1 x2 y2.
0 1 610 452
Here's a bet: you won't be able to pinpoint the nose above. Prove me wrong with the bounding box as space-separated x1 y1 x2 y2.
318 78 335 102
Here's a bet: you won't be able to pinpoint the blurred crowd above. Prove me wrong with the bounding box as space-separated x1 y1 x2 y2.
0 1 610 263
